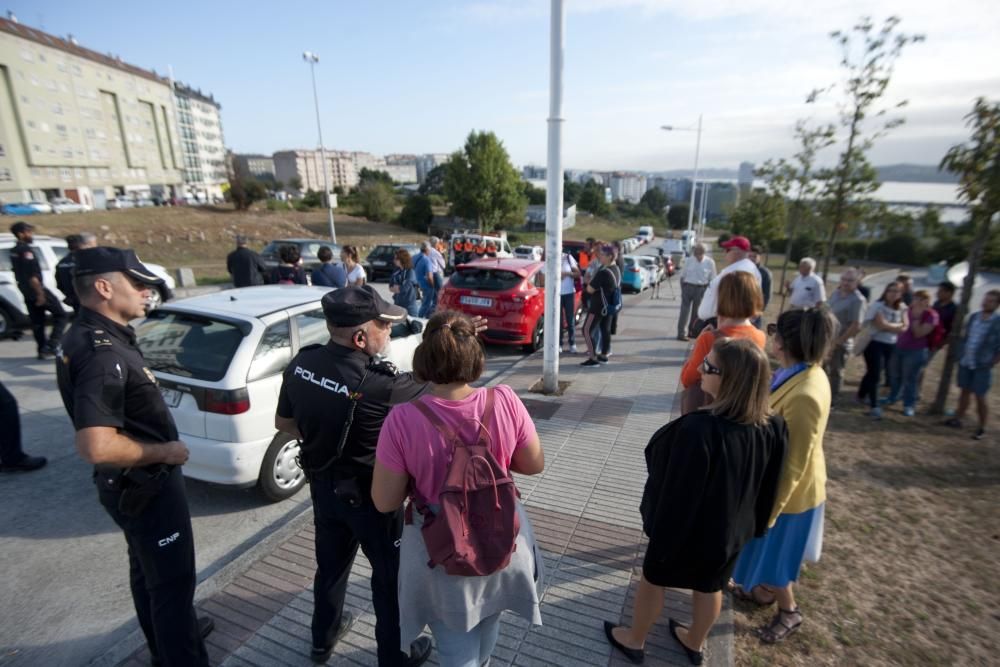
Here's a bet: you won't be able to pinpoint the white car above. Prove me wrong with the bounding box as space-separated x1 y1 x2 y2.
513 245 543 261
0 233 174 337
106 198 136 210
50 197 91 214
636 226 654 244
134 286 427 502
27 201 54 214
636 255 665 285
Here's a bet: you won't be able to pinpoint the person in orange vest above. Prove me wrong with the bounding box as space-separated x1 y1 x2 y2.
485 241 497 258
475 239 487 256
463 238 475 254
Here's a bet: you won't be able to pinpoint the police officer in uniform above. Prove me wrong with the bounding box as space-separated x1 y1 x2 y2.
276 285 433 666
55 232 98 313
9 221 67 358
56 247 213 667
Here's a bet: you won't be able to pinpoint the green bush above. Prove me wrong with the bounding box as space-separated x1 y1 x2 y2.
266 199 291 212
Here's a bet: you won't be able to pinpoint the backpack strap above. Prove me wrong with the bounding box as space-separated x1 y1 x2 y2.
411 398 461 446
477 387 496 446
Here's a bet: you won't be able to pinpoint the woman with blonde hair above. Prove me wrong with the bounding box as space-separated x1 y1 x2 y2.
373 311 546 666
730 306 836 644
605 338 787 665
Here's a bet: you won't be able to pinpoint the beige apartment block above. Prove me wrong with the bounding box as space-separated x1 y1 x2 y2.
0 16 183 207
273 149 358 192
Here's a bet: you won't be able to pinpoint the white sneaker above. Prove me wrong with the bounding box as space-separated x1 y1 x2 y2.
559 345 566 353
569 345 578 354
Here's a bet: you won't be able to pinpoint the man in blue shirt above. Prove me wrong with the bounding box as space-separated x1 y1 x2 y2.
311 246 348 288
945 289 1000 440
414 242 442 317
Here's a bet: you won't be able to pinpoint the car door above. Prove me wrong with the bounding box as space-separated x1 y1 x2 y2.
236 314 293 444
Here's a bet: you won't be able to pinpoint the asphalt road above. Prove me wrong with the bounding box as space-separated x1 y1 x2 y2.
0 281 533 667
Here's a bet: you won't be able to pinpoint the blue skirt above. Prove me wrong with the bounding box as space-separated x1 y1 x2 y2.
731 503 824 589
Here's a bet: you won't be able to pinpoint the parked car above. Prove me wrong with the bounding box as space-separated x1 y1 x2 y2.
1 203 40 216
106 197 135 210
438 258 582 353
134 286 426 501
621 255 650 293
513 245 544 261
50 197 90 214
134 198 155 208
0 233 174 337
636 225 655 244
363 243 422 281
28 201 54 214
260 238 340 276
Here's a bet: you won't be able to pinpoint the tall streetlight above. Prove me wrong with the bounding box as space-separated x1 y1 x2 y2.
303 51 336 243
660 114 702 233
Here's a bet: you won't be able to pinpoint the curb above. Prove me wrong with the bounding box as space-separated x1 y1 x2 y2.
86 502 314 667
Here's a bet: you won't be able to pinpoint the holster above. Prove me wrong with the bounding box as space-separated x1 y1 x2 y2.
117 466 171 518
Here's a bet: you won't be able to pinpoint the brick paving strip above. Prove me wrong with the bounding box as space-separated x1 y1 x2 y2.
112 292 735 667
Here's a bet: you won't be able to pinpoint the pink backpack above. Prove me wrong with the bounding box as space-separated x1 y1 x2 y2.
406 388 521 576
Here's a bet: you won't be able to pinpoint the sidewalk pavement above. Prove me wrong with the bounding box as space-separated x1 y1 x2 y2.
110 286 735 667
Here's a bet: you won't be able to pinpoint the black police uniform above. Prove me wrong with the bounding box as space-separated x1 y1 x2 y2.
54 251 79 311
277 342 425 665
56 306 208 667
10 240 67 354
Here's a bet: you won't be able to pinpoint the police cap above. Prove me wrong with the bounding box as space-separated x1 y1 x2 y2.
322 285 406 327
10 221 34 235
74 247 165 285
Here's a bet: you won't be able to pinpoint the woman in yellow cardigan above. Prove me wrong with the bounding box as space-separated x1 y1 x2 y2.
730 306 836 643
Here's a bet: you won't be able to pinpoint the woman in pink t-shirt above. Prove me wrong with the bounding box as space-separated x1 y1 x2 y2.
373 311 546 667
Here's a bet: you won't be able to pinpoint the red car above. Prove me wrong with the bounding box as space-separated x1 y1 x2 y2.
438 258 583 352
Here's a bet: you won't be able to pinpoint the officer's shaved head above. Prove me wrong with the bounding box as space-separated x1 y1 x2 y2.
74 272 121 304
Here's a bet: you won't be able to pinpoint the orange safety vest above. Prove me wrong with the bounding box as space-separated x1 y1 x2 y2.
579 252 590 270
464 240 475 252
476 241 487 254
453 241 462 252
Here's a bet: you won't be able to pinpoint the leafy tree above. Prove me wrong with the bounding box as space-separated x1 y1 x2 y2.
639 188 668 217
359 167 394 187
272 179 284 191
931 97 1000 414
419 164 447 195
577 179 609 216
333 186 345 196
815 16 924 280
301 189 322 208
666 203 690 230
444 131 525 232
358 181 396 222
522 181 546 206
563 179 582 205
398 194 434 232
728 189 787 248
288 175 303 192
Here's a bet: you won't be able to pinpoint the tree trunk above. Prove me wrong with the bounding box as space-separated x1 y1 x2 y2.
821 109 862 282
929 211 996 414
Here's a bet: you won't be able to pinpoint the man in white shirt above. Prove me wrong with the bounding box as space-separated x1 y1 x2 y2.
696 235 762 323
676 243 716 340
787 257 826 309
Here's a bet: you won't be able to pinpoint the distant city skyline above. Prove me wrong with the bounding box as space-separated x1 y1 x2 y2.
9 0 999 171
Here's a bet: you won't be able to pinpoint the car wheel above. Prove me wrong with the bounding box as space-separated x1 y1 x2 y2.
524 317 543 353
259 432 307 502
0 306 14 339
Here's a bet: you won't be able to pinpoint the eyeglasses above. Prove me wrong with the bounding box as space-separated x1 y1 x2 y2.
700 357 722 376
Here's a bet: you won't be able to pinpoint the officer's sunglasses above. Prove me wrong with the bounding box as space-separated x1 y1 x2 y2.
700 357 722 376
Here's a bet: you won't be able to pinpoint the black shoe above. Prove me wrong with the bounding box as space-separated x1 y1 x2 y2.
36 350 55 360
311 612 355 663
0 455 47 473
404 636 433 666
603 621 644 664
581 358 601 367
668 618 703 665
596 354 609 363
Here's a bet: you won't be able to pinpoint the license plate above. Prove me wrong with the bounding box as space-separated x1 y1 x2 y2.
160 387 181 408
460 295 493 307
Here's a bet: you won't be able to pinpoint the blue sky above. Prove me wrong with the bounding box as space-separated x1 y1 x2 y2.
12 0 1000 171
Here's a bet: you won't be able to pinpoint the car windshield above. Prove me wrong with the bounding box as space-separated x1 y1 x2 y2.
625 258 637 267
370 245 395 256
136 311 246 381
449 268 523 291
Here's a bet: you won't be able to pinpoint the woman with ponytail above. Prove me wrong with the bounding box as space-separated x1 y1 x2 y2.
730 305 836 644
372 311 545 666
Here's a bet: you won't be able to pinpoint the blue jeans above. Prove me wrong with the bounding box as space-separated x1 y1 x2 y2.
418 284 438 318
427 612 501 667
888 346 929 408
559 292 576 346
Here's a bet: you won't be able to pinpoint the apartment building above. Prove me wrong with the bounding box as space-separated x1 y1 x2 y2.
0 15 183 207
273 148 357 193
415 153 449 184
609 172 647 203
232 153 275 182
174 82 226 202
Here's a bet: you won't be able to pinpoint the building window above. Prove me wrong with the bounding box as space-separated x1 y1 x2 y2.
20 49 34 62
0 168 11 182
56 124 68 138
0 144 4 156
52 103 63 115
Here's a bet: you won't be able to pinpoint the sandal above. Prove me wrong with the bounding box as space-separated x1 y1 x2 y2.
758 607 803 644
731 584 776 607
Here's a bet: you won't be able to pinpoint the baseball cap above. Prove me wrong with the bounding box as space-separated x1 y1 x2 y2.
73 247 165 285
720 236 751 252
321 285 406 327
10 221 34 235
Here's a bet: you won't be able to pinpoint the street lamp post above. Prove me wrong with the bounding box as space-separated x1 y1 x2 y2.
302 51 336 243
661 114 702 233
